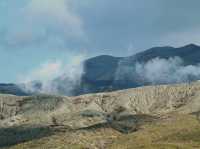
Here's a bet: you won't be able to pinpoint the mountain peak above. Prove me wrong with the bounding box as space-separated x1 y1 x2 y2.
182 43 200 49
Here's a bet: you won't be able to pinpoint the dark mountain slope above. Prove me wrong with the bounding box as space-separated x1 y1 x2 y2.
0 84 28 96
1 44 200 96
76 44 200 95
83 55 122 81
133 44 200 64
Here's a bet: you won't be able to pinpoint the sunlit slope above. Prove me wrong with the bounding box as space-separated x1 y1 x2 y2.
1 81 200 148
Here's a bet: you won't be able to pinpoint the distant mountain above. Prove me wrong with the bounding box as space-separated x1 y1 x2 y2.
74 44 200 95
132 44 200 64
1 44 200 96
0 84 28 96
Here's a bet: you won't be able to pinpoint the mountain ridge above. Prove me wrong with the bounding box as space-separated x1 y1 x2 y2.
76 43 200 95
1 43 200 96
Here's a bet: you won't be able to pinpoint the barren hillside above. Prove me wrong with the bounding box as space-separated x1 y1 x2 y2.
1 81 200 148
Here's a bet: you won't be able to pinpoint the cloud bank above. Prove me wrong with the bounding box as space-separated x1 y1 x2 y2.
2 0 200 83
2 0 200 54
2 0 84 47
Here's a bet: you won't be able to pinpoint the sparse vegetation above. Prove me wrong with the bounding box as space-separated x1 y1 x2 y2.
2 114 200 149
80 110 104 118
110 114 200 149
2 82 200 148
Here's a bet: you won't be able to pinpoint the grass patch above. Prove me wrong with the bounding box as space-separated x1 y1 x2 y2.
110 114 200 149
3 114 200 149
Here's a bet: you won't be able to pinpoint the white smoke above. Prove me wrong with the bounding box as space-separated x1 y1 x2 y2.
135 57 200 84
18 55 86 95
114 57 135 81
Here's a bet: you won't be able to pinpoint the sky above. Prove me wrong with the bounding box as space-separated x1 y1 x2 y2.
1 0 200 83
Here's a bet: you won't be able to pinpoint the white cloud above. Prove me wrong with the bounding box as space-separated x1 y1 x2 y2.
25 0 83 36
3 0 84 47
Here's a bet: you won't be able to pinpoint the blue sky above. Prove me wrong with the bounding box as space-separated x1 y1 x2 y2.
1 0 200 83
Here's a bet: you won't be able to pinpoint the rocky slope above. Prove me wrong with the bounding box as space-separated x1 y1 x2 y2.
1 81 200 148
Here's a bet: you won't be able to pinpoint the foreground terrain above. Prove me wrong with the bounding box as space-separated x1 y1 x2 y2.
1 81 200 148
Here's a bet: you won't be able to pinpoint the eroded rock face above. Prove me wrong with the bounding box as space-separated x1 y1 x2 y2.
70 82 200 116
0 95 68 127
1 82 200 129
0 95 22 120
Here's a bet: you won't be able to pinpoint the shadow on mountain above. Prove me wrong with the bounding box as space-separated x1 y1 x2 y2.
78 114 157 134
0 125 53 148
